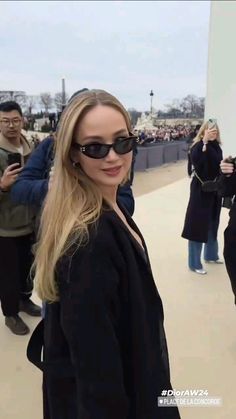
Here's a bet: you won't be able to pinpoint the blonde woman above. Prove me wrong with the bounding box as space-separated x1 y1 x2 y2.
182 120 223 274
27 90 180 419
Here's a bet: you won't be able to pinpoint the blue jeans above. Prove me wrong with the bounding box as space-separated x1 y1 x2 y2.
188 227 219 270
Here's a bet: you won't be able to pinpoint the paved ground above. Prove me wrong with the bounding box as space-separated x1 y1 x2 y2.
133 160 187 196
133 177 236 419
1 161 235 419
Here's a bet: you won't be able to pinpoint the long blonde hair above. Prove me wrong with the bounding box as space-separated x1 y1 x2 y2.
191 120 222 148
34 89 132 302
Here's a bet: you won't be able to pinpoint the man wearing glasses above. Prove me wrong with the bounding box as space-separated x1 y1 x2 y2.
0 101 41 335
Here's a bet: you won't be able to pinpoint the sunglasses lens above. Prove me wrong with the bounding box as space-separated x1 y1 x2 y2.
115 137 135 154
84 144 108 158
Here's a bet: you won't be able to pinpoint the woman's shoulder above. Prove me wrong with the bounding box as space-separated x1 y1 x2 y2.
90 209 127 248
96 207 140 243
57 211 126 285
191 140 202 151
60 208 136 271
65 210 124 261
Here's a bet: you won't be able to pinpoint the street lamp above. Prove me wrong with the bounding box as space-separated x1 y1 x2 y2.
61 77 66 111
150 90 154 115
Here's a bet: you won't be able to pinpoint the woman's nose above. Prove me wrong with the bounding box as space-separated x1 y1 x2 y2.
105 147 119 160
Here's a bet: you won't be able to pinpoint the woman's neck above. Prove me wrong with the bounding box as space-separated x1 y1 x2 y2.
100 186 118 208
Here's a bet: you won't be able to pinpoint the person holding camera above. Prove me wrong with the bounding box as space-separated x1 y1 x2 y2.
182 120 223 274
0 101 41 335
220 157 236 304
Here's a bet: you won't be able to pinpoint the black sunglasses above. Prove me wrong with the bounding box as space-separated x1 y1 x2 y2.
72 135 137 159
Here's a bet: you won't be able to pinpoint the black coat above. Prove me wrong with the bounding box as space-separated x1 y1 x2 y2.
220 172 236 302
28 206 180 419
182 140 222 243
220 172 236 230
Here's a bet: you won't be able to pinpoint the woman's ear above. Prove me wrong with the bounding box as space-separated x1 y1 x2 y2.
69 148 79 165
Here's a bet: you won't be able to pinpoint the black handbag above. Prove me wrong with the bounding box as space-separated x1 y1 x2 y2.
194 171 219 193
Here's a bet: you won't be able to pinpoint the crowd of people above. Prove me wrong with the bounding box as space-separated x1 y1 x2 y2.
1 94 236 418
23 112 60 133
135 124 200 146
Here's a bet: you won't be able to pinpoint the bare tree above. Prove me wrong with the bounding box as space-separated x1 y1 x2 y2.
164 99 183 118
179 95 205 118
40 92 53 114
160 94 205 119
198 97 205 117
24 95 39 115
54 92 69 112
0 90 26 106
180 95 199 117
0 92 10 103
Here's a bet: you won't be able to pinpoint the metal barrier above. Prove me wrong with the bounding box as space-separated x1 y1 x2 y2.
134 147 148 171
163 143 178 164
134 141 187 171
147 144 164 169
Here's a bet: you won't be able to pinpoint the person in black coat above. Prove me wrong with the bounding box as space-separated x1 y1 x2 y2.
27 89 180 419
220 157 236 304
182 120 223 274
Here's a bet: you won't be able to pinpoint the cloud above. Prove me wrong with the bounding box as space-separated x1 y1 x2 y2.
0 0 210 110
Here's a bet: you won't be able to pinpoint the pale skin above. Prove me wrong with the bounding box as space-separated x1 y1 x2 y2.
48 162 143 249
220 158 234 176
0 163 22 191
112 202 145 252
73 105 145 252
202 128 218 143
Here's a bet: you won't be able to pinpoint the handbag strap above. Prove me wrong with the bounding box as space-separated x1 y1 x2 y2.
27 319 45 371
27 319 74 377
193 170 204 184
193 169 217 184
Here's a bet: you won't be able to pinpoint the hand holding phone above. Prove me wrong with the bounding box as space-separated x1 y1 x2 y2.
220 157 235 177
7 153 22 168
208 118 217 130
0 162 22 191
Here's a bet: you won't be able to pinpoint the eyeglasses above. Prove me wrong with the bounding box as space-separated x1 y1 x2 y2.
72 135 137 159
0 118 22 127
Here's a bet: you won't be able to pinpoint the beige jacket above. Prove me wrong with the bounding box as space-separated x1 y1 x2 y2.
0 133 35 237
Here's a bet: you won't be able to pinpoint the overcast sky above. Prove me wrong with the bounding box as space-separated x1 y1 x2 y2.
0 1 210 111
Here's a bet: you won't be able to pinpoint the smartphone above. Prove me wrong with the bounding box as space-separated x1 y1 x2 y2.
208 118 217 130
7 153 22 168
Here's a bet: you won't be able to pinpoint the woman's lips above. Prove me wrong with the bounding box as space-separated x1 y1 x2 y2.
102 166 122 176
